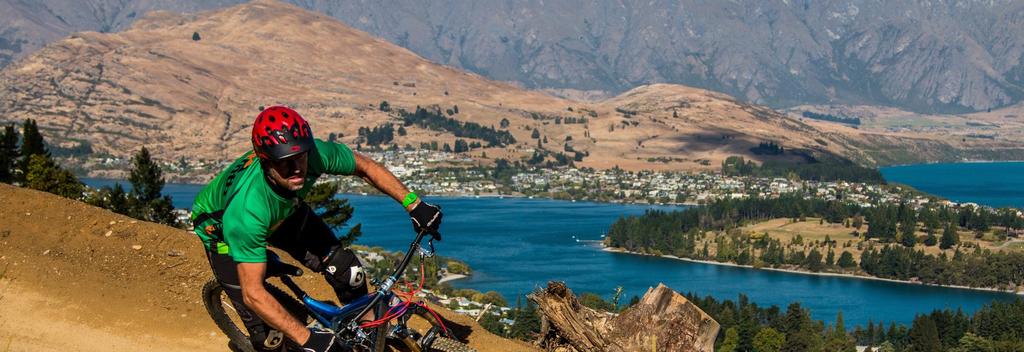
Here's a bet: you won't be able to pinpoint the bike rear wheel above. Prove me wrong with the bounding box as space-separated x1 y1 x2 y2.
202 279 309 352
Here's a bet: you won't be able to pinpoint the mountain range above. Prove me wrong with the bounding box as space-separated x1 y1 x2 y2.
2 0 1024 114
6 0 1014 178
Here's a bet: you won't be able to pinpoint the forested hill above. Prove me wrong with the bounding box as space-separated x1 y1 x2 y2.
605 195 1024 291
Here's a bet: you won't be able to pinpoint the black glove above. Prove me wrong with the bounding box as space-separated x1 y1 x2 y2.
409 201 442 240
300 328 347 352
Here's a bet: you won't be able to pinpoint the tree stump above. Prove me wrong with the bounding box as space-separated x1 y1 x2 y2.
529 282 719 352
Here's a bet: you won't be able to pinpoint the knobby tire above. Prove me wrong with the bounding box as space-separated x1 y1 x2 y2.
202 279 309 352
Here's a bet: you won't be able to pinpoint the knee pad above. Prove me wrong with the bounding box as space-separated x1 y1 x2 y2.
322 248 369 303
247 324 284 351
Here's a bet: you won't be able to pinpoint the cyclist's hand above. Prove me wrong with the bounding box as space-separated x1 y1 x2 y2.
409 201 442 240
300 328 347 352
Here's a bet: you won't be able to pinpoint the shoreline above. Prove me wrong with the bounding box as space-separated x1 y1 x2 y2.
880 160 1024 168
437 273 468 284
601 246 1024 296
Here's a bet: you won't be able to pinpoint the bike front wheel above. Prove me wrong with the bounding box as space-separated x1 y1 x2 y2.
389 305 475 352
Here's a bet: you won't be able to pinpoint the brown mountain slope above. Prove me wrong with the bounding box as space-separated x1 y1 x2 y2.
0 0 1011 176
0 183 536 351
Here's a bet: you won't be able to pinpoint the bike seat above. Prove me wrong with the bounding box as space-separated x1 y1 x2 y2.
266 260 303 278
265 251 303 278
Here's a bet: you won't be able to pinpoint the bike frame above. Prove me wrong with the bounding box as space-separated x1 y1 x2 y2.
273 230 437 335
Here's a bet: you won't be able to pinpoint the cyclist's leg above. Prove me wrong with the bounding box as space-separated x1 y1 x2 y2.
267 203 369 304
205 249 281 351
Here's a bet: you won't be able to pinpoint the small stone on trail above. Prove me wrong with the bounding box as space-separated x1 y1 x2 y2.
130 220 137 224
109 221 116 225
131 245 143 250
42 249 50 255
25 212 30 216
167 250 183 257
104 231 113 237
67 216 72 220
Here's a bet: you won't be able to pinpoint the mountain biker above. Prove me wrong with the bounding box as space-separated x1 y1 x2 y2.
191 105 442 352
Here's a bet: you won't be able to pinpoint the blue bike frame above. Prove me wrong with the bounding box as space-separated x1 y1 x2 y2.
271 230 436 334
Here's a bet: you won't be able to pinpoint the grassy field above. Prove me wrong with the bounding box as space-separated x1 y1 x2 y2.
716 217 1020 265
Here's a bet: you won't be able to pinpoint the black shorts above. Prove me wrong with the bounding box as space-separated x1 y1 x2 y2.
204 203 368 348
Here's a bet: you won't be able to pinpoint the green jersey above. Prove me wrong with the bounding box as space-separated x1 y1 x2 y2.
191 139 356 263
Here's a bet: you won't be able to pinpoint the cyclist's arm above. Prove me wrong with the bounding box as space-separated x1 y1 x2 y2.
237 262 311 345
353 152 420 211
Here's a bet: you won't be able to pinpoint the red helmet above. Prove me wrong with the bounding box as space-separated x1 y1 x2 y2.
251 105 315 161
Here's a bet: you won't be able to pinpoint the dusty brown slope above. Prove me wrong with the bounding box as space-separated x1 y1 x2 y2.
0 0 1009 175
0 183 535 351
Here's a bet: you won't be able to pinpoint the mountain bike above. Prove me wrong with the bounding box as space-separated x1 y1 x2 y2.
202 230 475 352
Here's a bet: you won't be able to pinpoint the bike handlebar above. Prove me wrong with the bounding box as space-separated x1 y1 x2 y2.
349 229 437 330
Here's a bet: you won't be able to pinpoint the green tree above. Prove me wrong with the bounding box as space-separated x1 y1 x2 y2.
923 232 938 246
718 327 740 352
579 292 615 312
951 333 993 352
876 341 896 352
107 183 131 215
837 251 856 269
25 154 83 199
907 315 941 352
824 311 855 352
305 181 361 247
531 129 540 139
18 119 48 182
753 327 785 352
477 310 504 336
128 147 177 225
509 300 541 340
804 249 824 272
0 124 18 183
941 224 959 250
781 303 823 352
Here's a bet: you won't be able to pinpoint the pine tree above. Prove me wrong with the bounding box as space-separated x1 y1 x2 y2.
0 124 18 183
25 154 83 199
837 251 856 269
128 147 177 225
305 181 362 247
752 327 785 352
108 183 130 215
940 224 959 249
824 311 856 352
509 300 540 340
907 315 941 352
717 327 740 352
129 147 163 203
18 119 47 182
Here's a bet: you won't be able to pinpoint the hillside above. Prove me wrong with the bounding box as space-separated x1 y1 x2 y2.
0 0 1020 179
0 183 536 351
3 0 1024 114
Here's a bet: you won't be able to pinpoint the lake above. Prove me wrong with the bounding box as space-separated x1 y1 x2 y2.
881 161 1024 208
82 177 1020 327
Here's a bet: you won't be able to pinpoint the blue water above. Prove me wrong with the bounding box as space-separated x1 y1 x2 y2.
82 178 202 209
881 162 1024 208
82 178 1020 327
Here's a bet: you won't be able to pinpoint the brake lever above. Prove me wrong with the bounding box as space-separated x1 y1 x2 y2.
417 238 436 258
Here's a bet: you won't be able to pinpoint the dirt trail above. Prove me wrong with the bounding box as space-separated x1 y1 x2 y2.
0 184 535 351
